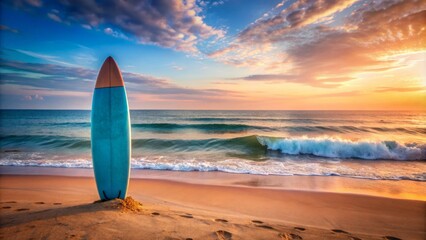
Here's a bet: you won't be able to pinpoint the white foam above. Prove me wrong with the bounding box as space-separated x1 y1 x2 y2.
256 136 425 160
1 156 425 181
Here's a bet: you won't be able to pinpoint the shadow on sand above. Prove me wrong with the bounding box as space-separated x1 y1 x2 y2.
0 200 127 227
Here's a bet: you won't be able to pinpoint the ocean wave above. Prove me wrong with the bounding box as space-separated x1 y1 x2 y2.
184 117 321 124
9 121 425 135
131 123 271 133
0 135 266 157
183 117 407 125
47 122 91 127
131 123 426 134
133 135 265 154
1 134 425 160
131 158 426 181
0 135 90 150
0 157 424 181
257 136 426 160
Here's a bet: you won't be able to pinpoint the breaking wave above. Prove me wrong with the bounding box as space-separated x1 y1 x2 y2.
1 134 425 160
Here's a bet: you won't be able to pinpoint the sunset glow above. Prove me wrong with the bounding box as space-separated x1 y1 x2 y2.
0 0 425 110
1 2 426 239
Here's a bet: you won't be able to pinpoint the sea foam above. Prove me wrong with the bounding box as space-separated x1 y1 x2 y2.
257 136 426 160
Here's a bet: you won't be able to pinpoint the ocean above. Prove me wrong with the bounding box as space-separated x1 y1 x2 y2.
0 110 425 181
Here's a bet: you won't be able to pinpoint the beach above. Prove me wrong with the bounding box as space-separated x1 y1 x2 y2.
1 167 425 240
2 0 426 238
1 110 425 239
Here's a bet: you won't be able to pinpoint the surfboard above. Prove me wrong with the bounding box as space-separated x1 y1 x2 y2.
91 56 131 200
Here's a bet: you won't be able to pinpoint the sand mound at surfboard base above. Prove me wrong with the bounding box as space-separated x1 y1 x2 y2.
97 196 143 212
115 196 143 212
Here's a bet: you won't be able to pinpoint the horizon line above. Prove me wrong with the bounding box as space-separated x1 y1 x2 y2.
0 108 424 112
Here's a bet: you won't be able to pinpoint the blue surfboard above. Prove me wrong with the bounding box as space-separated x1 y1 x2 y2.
91 56 131 200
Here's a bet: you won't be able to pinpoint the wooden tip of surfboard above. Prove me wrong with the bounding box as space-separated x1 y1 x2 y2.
95 56 125 88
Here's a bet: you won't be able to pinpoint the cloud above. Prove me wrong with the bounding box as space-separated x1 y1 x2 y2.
311 91 362 98
24 94 44 101
0 60 97 92
11 49 79 66
232 73 355 88
236 0 357 44
212 1 225 7
198 0 226 8
209 0 357 56
171 65 184 71
6 0 42 8
103 27 113 34
0 25 19 34
81 24 92 30
211 0 426 87
0 59 235 101
47 12 62 23
375 86 425 93
231 74 296 82
5 0 224 52
103 27 128 40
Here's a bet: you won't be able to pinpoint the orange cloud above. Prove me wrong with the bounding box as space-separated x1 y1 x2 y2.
210 0 426 88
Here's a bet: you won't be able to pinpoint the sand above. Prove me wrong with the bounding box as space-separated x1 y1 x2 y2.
0 170 425 240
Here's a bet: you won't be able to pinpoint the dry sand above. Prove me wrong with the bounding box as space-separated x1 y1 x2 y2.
0 172 425 240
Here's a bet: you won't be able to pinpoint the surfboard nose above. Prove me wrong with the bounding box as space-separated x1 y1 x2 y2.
95 56 125 88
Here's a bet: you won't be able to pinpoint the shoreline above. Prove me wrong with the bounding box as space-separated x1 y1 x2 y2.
1 166 426 201
1 173 425 239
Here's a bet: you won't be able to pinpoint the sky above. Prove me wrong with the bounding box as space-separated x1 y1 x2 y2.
0 0 425 110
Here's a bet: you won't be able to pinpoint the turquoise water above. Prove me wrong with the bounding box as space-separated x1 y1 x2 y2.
1 110 425 180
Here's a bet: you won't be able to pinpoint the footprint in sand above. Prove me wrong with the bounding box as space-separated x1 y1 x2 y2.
256 225 275 230
34 202 45 204
15 208 30 211
179 213 193 219
4 201 17 204
383 236 402 240
294 227 305 231
279 233 303 240
349 237 362 240
151 212 160 216
251 220 274 230
215 230 232 240
53 203 62 205
2 206 11 209
332 229 349 234
185 238 193 240
215 219 228 223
